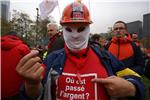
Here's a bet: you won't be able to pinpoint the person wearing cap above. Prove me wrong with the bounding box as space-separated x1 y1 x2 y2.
107 21 145 75
16 2 144 100
1 31 30 100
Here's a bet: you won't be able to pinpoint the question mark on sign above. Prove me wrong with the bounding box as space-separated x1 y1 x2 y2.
86 93 89 99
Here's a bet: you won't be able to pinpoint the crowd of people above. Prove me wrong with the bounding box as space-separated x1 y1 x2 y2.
1 1 150 100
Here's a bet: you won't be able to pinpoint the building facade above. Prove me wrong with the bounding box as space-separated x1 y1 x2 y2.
143 13 150 37
127 20 143 39
1 0 10 21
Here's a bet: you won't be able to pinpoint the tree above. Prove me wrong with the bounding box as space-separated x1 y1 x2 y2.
35 18 49 46
1 18 11 36
3 10 58 47
106 27 113 41
35 16 57 46
9 10 38 46
10 10 33 37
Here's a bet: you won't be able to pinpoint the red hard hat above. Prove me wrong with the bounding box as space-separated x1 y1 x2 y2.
60 2 92 24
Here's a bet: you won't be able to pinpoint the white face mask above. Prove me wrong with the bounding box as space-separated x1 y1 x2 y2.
63 25 90 51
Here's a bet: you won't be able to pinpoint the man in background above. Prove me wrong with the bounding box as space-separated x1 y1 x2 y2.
107 21 145 75
46 23 64 54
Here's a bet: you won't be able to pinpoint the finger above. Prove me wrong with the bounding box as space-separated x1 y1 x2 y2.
107 75 116 79
91 78 111 84
22 56 42 72
16 50 39 70
26 62 41 73
32 66 44 80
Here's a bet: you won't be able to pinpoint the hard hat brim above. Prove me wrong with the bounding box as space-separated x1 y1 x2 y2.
60 20 93 25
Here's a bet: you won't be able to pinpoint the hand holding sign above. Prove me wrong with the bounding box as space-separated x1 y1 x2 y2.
92 75 136 98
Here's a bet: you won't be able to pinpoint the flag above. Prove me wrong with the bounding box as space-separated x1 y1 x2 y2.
39 0 58 20
76 0 82 3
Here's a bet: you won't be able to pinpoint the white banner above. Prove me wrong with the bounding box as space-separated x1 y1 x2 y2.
39 0 58 20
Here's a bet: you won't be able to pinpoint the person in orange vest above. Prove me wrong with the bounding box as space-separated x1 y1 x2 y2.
107 21 145 75
16 2 145 100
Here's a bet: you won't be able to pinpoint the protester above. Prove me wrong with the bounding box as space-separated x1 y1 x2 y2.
90 34 107 47
1 31 30 100
90 34 102 47
16 2 144 100
130 32 147 58
107 21 145 75
131 32 140 46
90 34 106 51
47 23 64 54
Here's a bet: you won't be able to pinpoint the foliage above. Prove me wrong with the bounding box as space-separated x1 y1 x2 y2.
2 10 56 47
36 18 49 46
1 18 11 36
10 10 32 36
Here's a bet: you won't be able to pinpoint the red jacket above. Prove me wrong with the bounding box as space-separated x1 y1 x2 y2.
1 35 30 98
108 35 145 75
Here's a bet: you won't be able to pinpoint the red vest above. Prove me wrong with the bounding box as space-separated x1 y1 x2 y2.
54 47 109 100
